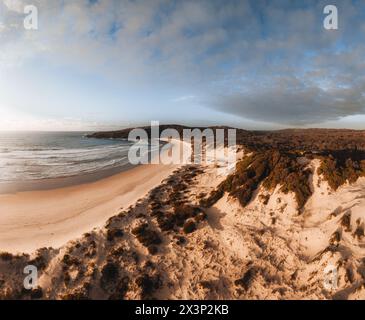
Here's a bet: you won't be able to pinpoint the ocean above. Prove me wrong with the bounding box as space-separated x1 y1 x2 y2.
0 131 136 185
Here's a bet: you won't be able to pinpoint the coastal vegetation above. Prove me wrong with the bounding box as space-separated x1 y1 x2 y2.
90 126 365 211
201 150 312 210
198 128 365 210
2 127 365 300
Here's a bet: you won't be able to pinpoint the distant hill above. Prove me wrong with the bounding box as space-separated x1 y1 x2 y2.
89 125 365 152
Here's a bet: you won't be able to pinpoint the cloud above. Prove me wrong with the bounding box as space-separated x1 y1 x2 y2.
212 78 365 125
0 106 127 131
1 0 365 127
172 95 195 103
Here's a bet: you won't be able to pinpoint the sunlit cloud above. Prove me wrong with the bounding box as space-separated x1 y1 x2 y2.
0 0 365 129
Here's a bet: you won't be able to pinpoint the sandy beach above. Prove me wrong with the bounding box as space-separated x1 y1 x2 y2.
2 0 365 303
1 139 365 300
0 162 179 254
0 139 190 254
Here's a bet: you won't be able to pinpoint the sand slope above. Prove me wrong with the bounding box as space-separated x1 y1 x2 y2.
2 148 365 299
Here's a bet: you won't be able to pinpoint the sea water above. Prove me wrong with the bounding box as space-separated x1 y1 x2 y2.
0 131 136 183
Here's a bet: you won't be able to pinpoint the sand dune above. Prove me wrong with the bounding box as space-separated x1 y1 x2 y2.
2 141 365 300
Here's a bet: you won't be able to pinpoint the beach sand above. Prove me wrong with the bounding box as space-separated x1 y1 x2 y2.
0 139 189 254
2 144 365 299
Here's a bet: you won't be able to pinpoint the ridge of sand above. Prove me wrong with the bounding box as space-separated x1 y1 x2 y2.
40 157 365 299
2 150 365 299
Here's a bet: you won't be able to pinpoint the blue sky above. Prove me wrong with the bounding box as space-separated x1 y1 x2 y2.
1 0 365 131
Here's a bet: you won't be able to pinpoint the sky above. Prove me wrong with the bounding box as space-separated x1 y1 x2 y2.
0 0 365 131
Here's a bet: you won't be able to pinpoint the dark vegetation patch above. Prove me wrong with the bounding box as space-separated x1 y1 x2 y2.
106 228 124 242
317 150 365 190
354 223 365 240
147 245 159 255
0 252 13 261
84 240 97 258
30 287 43 300
145 165 207 238
341 211 352 232
132 223 162 248
235 129 365 153
259 194 270 205
28 248 50 271
201 150 312 211
108 276 129 300
99 261 129 298
175 236 187 246
173 205 204 227
110 245 139 263
154 205 206 234
62 254 81 267
330 231 341 245
60 283 91 300
156 213 176 232
135 274 162 299
183 220 197 234
235 266 260 291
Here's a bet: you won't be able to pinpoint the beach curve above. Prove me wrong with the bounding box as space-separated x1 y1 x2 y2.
0 139 187 254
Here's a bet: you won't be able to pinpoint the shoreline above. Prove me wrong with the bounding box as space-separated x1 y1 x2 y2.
0 162 137 194
0 139 169 195
0 139 187 254
0 162 179 254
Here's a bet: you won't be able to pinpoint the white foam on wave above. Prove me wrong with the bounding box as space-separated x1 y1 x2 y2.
0 142 132 182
